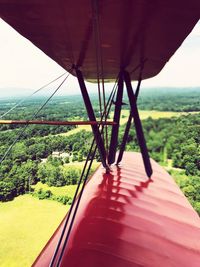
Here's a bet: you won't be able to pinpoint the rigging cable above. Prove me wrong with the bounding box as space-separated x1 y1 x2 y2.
93 0 109 154
92 0 110 153
96 6 108 154
56 79 118 267
56 144 97 267
0 72 68 119
92 0 103 118
50 77 118 267
49 76 119 267
0 72 71 164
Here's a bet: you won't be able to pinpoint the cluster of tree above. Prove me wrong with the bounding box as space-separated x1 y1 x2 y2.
0 129 92 163
1 113 199 202
170 170 200 215
0 95 87 122
0 91 200 211
136 87 200 112
0 129 93 201
32 188 72 205
0 160 38 201
121 114 200 177
38 164 82 187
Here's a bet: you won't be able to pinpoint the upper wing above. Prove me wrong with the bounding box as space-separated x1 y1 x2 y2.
0 0 199 82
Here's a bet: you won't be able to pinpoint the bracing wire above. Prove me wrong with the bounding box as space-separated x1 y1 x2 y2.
0 72 70 164
98 29 108 154
92 0 104 139
56 145 97 267
56 80 118 267
92 0 109 154
51 79 118 267
49 139 98 267
0 72 68 119
49 76 118 267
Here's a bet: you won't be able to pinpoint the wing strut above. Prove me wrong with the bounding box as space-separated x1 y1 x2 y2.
75 68 109 169
108 71 124 164
117 78 141 164
123 71 152 177
116 112 132 165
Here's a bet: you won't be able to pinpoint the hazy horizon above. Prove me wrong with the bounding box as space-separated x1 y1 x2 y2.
0 86 199 100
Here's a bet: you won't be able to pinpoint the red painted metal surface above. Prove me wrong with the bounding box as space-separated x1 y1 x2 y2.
33 152 200 267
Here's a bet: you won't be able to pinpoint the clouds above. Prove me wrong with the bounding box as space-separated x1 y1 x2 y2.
143 21 200 88
0 19 65 90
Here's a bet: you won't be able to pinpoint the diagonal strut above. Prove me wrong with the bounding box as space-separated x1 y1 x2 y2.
108 72 124 164
123 71 152 178
75 68 108 169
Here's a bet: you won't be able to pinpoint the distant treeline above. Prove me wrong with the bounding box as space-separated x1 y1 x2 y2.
137 87 200 112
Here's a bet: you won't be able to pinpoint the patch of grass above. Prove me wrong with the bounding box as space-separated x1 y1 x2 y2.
110 110 183 125
110 110 200 125
62 110 193 136
139 110 182 120
32 182 77 198
59 125 91 136
0 195 68 267
63 160 100 170
32 161 100 198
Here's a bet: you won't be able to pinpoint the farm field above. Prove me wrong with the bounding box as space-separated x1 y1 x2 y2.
0 161 100 267
0 195 68 267
60 124 91 136
32 182 78 198
60 110 199 136
111 109 200 125
32 161 100 196
62 160 100 169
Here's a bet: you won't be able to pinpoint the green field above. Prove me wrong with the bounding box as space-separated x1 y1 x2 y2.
32 182 78 198
111 110 198 125
32 161 99 197
59 125 91 136
32 161 99 196
62 160 100 170
0 195 68 267
0 162 98 267
61 110 196 136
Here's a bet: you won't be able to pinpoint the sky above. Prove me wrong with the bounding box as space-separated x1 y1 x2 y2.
0 18 200 97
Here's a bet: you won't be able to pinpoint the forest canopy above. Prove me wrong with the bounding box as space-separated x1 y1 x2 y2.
0 88 199 214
